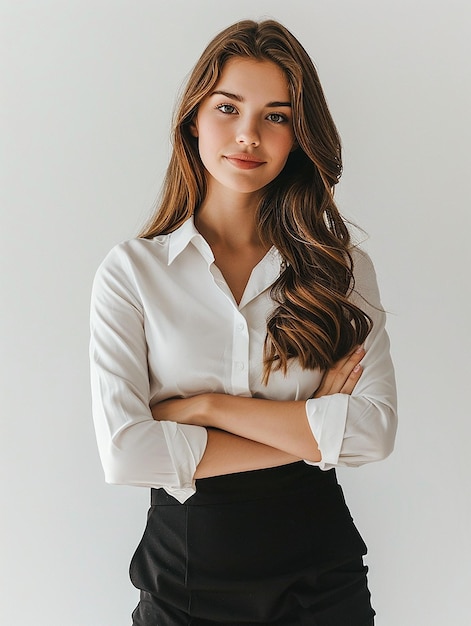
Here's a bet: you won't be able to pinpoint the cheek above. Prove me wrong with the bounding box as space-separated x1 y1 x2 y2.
197 121 223 153
270 131 296 160
282 133 297 156
275 139 296 167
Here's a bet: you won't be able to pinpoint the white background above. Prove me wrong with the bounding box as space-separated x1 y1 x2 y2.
1 1 470 624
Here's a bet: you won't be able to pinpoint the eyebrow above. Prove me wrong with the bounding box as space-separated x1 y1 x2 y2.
210 90 291 108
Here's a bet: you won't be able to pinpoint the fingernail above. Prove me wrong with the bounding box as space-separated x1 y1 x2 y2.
355 345 364 353
353 364 361 372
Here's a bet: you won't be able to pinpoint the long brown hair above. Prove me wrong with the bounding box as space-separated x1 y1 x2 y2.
140 19 372 382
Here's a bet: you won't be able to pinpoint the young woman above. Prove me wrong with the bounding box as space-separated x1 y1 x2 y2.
90 19 397 625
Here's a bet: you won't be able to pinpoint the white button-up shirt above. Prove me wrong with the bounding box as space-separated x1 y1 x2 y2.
90 217 397 503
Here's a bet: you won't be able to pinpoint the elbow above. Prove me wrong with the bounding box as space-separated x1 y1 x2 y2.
97 429 155 488
100 447 141 487
96 420 200 491
340 401 398 467
364 403 398 463
95 418 160 488
371 434 395 464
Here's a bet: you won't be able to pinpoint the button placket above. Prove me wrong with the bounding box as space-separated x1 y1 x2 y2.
231 312 250 395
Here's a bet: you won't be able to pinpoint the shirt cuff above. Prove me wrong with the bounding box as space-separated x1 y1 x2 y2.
304 394 349 469
160 421 208 503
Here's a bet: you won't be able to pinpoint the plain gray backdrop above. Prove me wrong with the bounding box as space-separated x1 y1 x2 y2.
1 1 470 624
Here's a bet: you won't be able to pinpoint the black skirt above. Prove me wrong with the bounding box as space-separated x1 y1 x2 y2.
130 462 375 625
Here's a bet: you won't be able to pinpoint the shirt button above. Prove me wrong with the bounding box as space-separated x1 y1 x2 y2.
237 323 245 332
235 361 245 371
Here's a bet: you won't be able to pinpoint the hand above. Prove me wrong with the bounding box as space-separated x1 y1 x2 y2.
313 346 365 398
151 394 211 425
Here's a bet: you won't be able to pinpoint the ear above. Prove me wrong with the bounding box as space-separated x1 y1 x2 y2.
189 119 199 138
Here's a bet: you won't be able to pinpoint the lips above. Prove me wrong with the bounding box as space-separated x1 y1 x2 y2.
224 153 265 170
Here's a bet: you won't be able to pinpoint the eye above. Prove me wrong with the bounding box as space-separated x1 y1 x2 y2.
266 112 287 124
216 103 238 114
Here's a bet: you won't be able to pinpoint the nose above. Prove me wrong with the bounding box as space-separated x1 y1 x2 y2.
236 117 260 147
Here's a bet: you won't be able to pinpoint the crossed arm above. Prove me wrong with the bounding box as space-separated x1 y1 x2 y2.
151 347 365 479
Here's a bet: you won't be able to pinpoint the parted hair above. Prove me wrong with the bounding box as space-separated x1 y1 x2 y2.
139 19 372 382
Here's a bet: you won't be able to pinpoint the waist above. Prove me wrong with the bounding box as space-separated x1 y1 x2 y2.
151 462 339 506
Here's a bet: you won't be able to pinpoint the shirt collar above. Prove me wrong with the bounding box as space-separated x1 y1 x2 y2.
238 247 285 308
166 216 285 305
167 216 214 265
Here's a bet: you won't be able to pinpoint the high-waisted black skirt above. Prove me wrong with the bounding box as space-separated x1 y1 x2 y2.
130 462 375 625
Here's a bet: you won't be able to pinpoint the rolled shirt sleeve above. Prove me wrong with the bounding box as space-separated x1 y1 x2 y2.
305 248 398 469
90 245 207 503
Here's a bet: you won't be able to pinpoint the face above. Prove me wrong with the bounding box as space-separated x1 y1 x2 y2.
190 57 296 198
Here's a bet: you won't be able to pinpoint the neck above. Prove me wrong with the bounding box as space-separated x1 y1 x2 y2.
195 185 264 250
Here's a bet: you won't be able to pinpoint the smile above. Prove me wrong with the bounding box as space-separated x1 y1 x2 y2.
224 154 266 170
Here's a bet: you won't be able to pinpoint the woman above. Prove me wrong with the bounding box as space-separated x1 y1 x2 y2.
90 19 397 625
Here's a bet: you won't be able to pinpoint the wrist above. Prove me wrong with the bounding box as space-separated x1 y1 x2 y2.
190 393 216 428
202 393 222 428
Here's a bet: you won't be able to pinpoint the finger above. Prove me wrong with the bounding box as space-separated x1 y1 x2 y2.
326 346 364 391
339 363 363 395
335 346 365 380
315 352 355 396
313 346 365 397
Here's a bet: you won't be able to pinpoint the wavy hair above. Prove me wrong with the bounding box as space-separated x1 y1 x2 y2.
140 19 372 382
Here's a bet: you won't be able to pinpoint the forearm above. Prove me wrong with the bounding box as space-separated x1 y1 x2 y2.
194 428 300 479
153 394 321 462
202 395 321 463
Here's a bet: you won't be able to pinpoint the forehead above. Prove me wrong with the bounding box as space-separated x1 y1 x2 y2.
214 57 290 99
